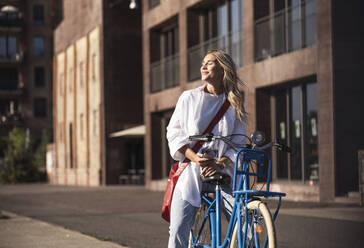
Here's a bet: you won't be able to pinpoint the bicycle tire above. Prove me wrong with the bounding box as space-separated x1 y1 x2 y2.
188 200 212 247
230 200 276 248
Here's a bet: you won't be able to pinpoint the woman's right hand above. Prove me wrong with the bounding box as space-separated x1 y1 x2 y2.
193 153 215 167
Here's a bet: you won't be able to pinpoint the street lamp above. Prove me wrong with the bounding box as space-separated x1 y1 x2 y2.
129 0 137 9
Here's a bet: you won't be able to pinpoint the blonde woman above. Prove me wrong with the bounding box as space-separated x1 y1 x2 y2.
167 50 247 248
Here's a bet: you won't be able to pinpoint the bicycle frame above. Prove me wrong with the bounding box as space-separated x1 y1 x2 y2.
189 147 286 248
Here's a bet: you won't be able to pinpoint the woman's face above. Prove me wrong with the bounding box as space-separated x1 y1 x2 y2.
200 53 224 85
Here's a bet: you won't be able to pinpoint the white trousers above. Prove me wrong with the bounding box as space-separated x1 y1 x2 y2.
168 184 234 248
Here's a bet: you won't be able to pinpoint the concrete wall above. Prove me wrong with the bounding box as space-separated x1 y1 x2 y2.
54 27 102 186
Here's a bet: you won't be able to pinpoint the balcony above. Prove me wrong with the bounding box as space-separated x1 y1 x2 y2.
150 53 179 93
254 0 316 61
0 51 23 63
0 11 23 31
187 29 243 81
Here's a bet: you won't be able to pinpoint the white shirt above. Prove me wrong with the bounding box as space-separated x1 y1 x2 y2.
166 85 246 207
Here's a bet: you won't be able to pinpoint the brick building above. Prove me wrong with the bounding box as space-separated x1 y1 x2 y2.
0 0 58 141
142 0 364 202
52 0 143 186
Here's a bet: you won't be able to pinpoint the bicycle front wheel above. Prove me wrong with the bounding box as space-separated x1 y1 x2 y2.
188 200 211 248
230 200 276 248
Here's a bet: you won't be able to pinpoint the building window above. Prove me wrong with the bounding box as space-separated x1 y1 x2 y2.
150 19 179 93
256 79 318 183
0 68 18 90
33 4 44 25
68 67 73 92
187 0 243 81
79 61 84 87
33 98 47 117
91 54 96 82
69 123 74 169
149 0 160 9
33 36 45 56
254 0 316 61
34 66 45 87
0 36 18 60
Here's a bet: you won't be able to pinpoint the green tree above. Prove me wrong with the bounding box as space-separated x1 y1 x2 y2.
0 127 46 183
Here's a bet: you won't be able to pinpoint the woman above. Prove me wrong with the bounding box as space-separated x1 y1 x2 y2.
166 49 247 248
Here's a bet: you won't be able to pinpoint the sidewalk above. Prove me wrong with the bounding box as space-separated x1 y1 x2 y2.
0 211 127 248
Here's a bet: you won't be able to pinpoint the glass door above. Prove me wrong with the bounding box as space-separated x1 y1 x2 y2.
271 81 318 183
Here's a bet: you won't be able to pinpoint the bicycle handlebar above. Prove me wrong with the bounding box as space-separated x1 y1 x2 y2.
188 133 292 153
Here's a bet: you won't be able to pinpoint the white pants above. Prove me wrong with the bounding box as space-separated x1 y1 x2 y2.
168 184 234 248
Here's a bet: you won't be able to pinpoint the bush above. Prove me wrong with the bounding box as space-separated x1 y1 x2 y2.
0 127 48 184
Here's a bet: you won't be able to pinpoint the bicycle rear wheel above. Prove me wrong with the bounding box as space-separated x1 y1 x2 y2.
189 200 211 247
230 200 276 248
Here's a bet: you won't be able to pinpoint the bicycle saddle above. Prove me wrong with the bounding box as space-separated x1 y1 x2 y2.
201 173 231 185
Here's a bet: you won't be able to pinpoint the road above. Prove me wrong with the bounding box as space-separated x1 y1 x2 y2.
0 184 363 248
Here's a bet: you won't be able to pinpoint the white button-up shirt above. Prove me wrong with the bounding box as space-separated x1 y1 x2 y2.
166 85 246 207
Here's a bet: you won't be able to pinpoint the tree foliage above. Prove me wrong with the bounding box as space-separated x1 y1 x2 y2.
0 127 49 184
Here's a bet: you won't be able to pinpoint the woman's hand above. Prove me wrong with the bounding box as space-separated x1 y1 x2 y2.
193 153 215 168
200 163 222 177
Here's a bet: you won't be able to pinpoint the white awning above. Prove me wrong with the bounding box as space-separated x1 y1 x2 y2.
109 125 145 138
1 5 19 12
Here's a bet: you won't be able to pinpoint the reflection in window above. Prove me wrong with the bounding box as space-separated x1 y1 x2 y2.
33 36 45 56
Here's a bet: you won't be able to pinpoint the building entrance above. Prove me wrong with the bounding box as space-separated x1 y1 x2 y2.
257 80 318 184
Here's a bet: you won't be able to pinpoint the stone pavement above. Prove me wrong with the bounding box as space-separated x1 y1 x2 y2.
0 211 127 248
0 184 363 248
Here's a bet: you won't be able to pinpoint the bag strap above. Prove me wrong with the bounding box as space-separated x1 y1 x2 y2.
182 98 231 164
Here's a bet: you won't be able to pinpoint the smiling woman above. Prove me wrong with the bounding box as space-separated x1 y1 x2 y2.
166 49 247 248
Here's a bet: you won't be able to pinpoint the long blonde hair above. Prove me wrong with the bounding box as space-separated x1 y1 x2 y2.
206 49 247 122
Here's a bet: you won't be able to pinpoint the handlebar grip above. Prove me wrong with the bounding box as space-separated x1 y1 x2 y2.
188 133 213 142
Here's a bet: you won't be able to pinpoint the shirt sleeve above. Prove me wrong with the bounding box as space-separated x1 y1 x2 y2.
223 117 246 163
166 92 190 161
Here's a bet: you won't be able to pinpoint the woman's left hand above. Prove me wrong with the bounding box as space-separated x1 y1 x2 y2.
200 163 222 177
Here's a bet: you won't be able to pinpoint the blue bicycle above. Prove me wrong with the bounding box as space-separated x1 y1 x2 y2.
188 131 291 248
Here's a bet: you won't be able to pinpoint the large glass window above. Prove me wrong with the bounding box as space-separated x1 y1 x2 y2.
254 0 316 61
33 36 45 56
150 19 179 93
187 0 243 81
257 80 318 183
